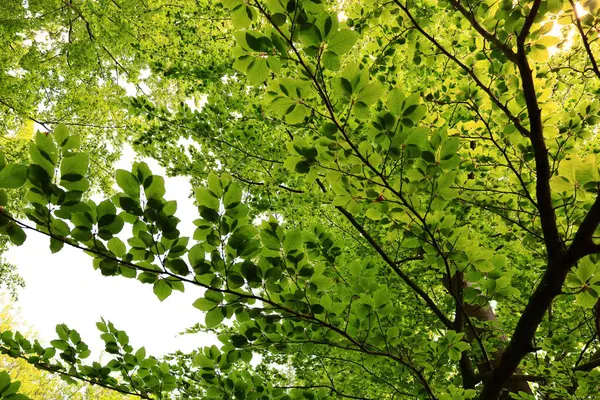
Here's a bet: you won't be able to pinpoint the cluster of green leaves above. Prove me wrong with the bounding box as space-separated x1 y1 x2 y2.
0 318 176 399
0 121 475 398
0 371 27 400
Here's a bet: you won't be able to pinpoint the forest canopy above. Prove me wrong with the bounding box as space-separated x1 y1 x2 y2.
2 0 600 399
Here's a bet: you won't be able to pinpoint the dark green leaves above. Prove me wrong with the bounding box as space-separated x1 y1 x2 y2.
6 224 26 246
167 259 190 275
0 371 29 400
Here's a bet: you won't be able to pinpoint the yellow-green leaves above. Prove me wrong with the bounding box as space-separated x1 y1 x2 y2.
53 124 80 151
229 3 256 28
266 79 313 124
387 88 406 116
529 43 549 62
326 29 359 55
551 155 600 195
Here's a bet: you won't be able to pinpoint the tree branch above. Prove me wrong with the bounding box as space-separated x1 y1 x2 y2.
570 0 600 79
446 0 517 62
393 0 530 138
335 205 453 329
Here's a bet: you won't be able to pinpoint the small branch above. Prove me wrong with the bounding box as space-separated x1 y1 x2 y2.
275 385 370 400
574 356 600 372
517 0 542 45
570 0 600 79
393 0 530 138
335 205 452 329
447 0 517 62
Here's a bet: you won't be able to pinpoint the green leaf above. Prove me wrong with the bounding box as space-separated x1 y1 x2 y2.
440 137 460 160
108 237 127 257
299 23 322 46
205 307 224 328
193 298 216 311
153 279 172 301
224 182 242 209
301 341 315 354
0 164 28 189
357 83 382 105
196 188 220 210
60 153 89 182
207 173 223 197
246 57 270 85
547 0 564 13
322 51 340 70
448 347 462 361
54 124 70 147
116 169 140 197
576 288 598 308
50 339 70 351
167 258 190 275
530 44 548 62
7 224 26 246
231 334 247 347
387 88 405 116
405 126 429 148
0 371 10 393
374 288 389 308
283 228 303 252
260 229 280 250
231 4 254 28
35 132 58 164
348 261 361 276
327 29 359 55
50 237 64 253
145 175 166 200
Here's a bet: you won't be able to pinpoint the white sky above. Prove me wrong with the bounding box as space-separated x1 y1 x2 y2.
5 146 220 358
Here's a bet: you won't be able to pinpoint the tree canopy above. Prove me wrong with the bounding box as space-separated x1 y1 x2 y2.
0 299 132 400
3 0 600 399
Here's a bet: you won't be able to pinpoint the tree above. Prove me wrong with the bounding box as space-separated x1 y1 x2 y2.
4 0 600 399
0 298 131 400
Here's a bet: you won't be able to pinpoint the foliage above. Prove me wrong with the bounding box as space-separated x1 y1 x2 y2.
4 0 600 399
0 301 131 400
0 241 24 299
